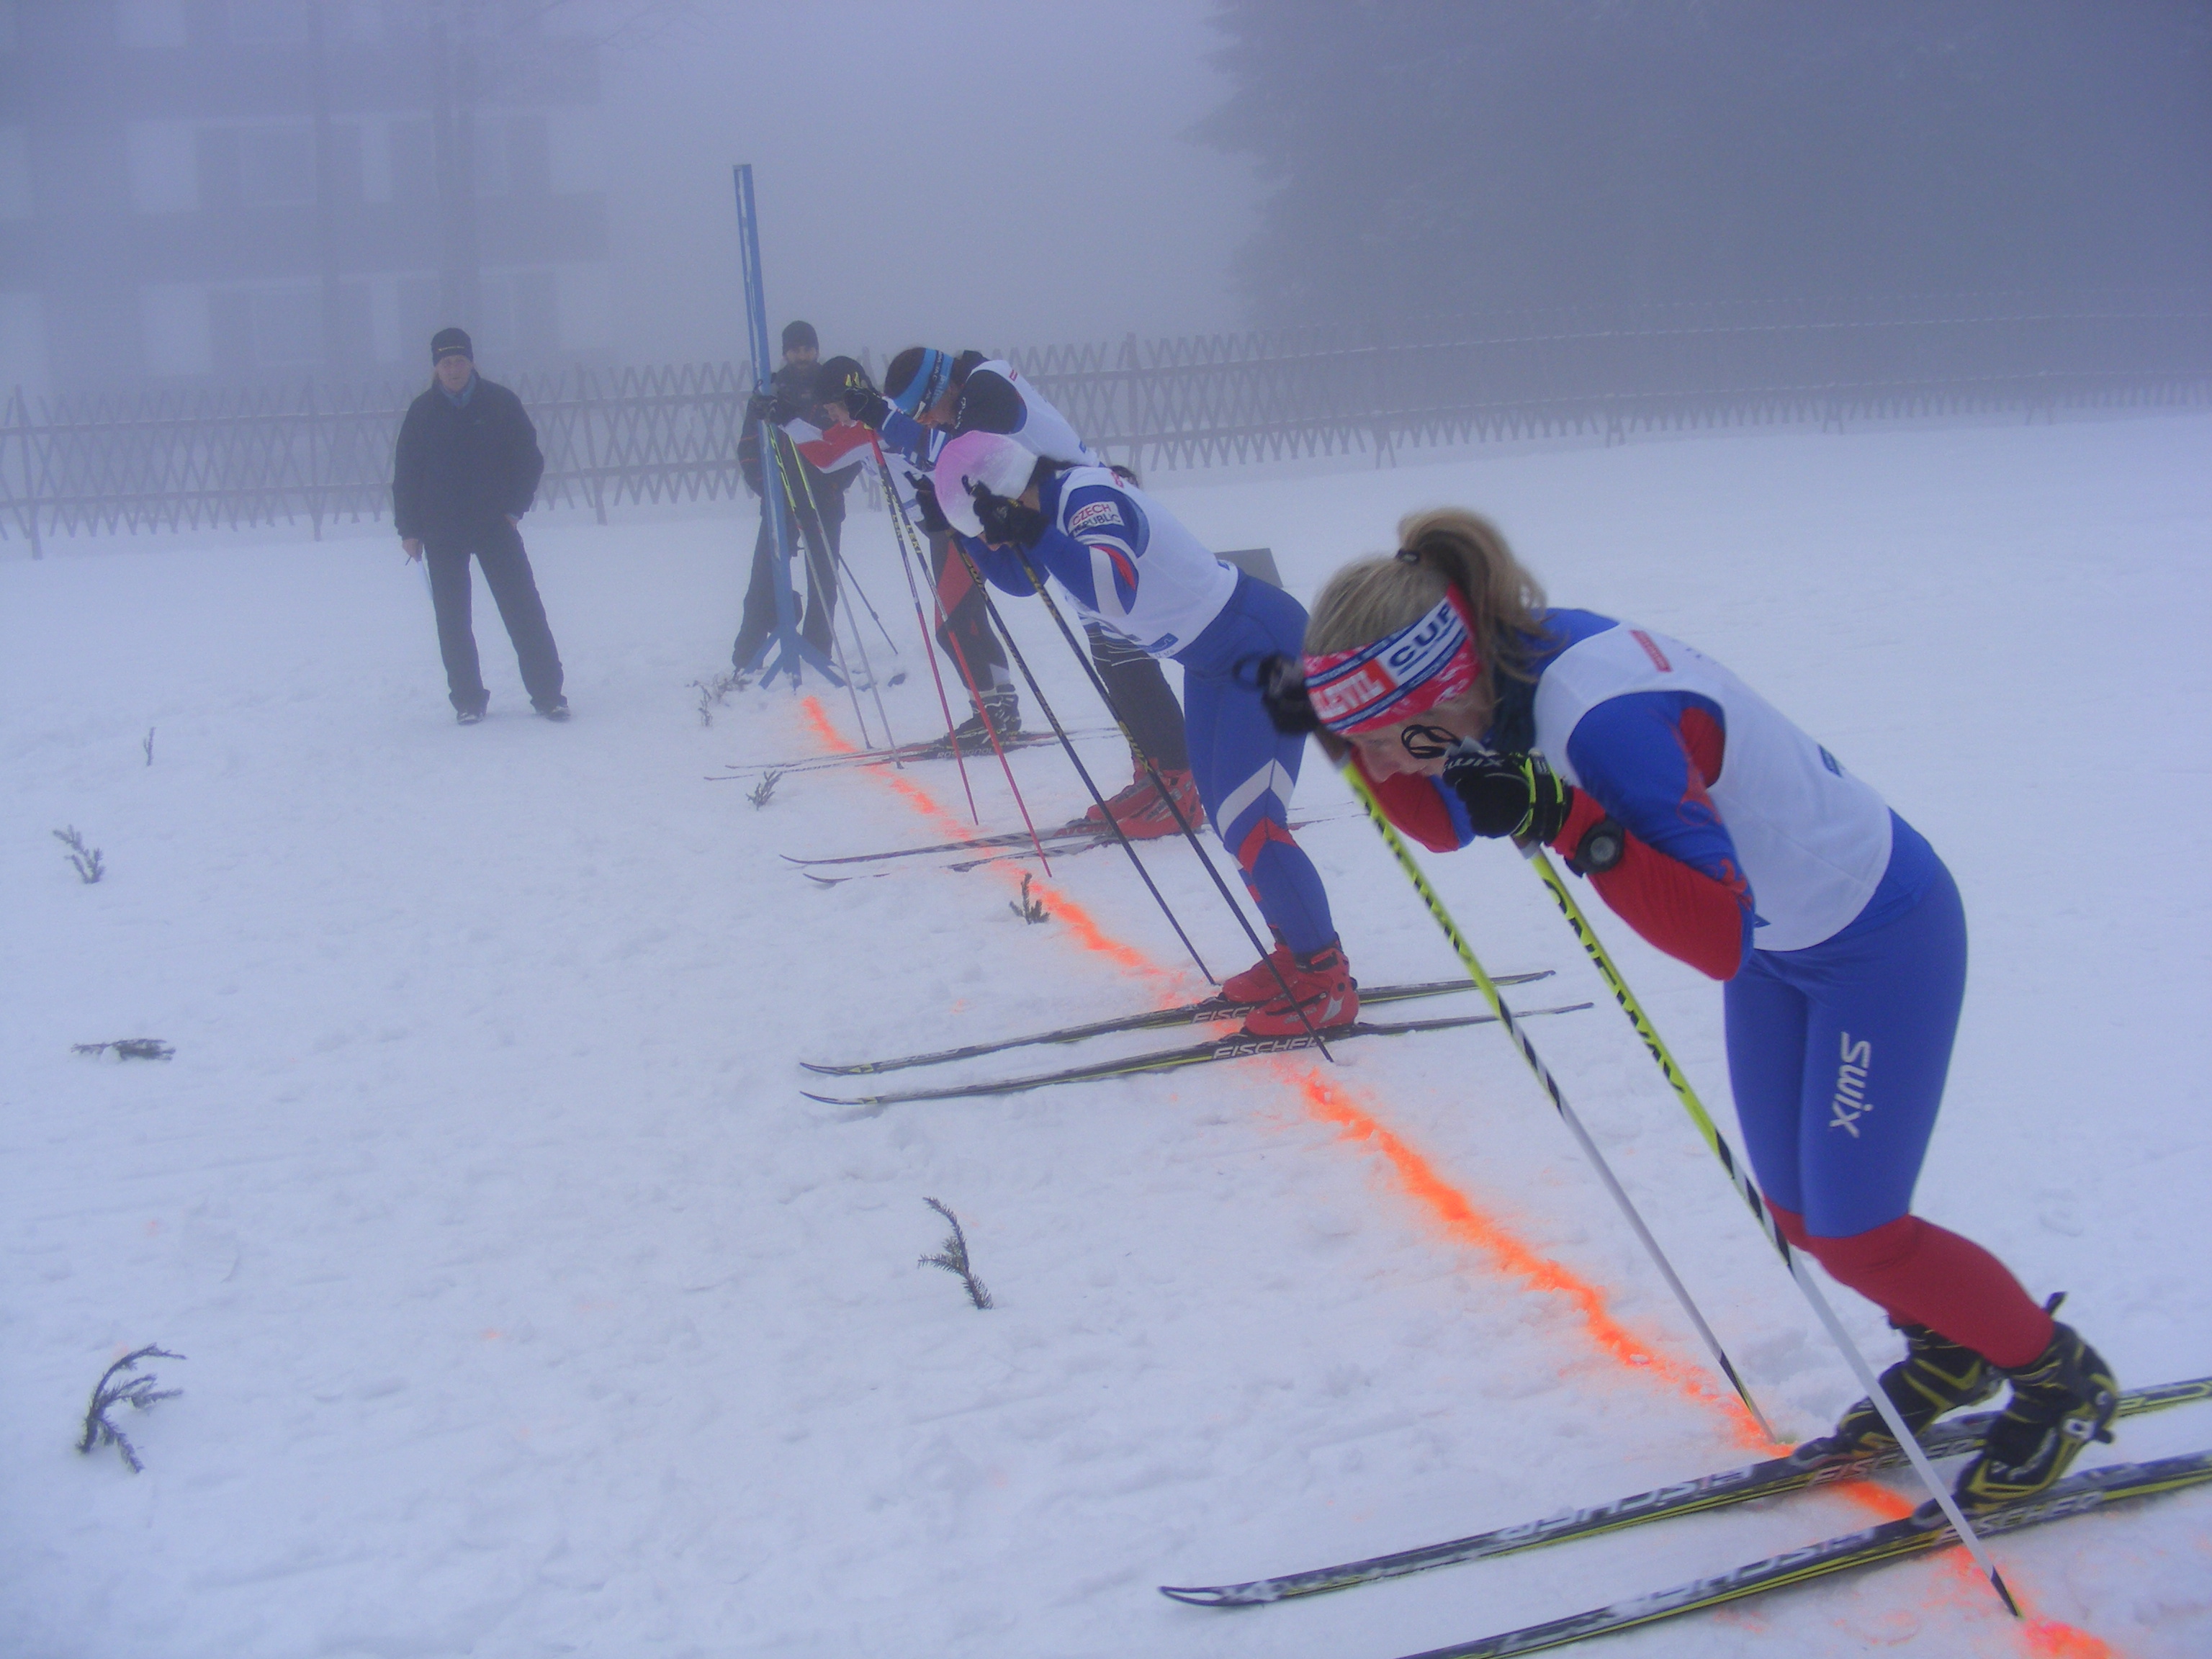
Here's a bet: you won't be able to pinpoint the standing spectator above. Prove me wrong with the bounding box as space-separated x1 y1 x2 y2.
394 328 567 723
731 320 851 675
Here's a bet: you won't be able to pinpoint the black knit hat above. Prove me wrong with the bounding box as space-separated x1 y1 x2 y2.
431 326 473 363
781 319 818 354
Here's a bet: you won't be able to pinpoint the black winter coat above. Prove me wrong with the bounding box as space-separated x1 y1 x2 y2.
392 376 546 540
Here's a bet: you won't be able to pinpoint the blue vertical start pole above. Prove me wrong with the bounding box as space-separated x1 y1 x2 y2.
733 163 840 688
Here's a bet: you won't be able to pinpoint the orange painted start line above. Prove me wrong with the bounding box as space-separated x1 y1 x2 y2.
794 696 2117 1656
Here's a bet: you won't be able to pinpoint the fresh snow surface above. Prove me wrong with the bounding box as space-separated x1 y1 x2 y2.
4 415 2208 1659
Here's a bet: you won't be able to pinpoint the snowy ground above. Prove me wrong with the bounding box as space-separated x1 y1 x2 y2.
3 413 2208 1659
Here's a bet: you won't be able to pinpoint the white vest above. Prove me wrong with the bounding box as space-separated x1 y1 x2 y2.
1052 466 1238 657
1532 624 1893 953
972 359 1102 468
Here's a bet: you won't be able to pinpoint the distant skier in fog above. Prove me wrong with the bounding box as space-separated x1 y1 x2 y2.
394 328 567 724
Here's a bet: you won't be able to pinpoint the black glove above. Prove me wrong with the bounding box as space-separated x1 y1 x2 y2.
1442 746 1574 841
745 390 777 423
970 482 1048 550
1256 655 1323 735
911 473 950 536
842 385 891 430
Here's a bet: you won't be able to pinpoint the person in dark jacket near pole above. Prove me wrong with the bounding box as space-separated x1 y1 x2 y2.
395 327 567 723
730 320 849 675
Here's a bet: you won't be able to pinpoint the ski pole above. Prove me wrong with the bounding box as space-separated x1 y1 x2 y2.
945 537 1218 982
878 467 1055 871
773 426 894 750
870 439 976 814
1337 760 1773 1439
1514 838 2021 1616
1004 543 1336 1053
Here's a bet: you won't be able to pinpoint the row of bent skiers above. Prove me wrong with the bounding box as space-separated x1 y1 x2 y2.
758 331 2118 1514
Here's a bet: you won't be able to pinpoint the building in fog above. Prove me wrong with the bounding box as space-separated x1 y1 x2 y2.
0 1 611 397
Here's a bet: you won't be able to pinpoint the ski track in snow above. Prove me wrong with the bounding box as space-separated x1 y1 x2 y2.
3 415 2208 1658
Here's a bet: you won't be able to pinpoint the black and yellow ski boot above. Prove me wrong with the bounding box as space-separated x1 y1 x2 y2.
1791 1321 1999 1465
1954 1323 2118 1511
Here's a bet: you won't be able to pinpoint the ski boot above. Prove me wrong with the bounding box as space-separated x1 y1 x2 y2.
1084 765 1203 840
534 696 570 721
1222 938 1292 1005
935 693 1021 756
1952 1323 2118 1511
1240 942 1359 1038
1791 1321 2000 1465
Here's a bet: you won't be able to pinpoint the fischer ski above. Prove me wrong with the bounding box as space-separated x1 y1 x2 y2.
1159 1375 2212 1606
801 1002 1592 1107
805 971 1557 1076
714 726 1114 779
1380 1448 2212 1659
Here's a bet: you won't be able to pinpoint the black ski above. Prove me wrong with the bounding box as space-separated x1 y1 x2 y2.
1159 1375 2212 1607
714 725 1115 779
783 809 1346 871
802 1002 1592 1107
1385 1449 2212 1659
805 971 1557 1076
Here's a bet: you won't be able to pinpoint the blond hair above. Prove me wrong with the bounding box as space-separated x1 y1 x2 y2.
1304 508 1550 706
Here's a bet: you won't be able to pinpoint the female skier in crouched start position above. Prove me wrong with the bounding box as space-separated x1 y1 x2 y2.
932 428 1354 1038
1272 506 2115 1511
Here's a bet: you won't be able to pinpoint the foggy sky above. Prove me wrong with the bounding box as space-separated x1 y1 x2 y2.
593 0 1256 365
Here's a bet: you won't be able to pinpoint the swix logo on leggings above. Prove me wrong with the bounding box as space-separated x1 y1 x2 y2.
1829 1033 1872 1136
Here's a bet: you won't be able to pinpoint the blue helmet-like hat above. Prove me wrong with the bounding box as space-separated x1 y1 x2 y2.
888 346 953 416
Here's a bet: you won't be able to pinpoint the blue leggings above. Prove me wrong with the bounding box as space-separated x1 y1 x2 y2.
1723 857 1966 1238
1176 575 1336 956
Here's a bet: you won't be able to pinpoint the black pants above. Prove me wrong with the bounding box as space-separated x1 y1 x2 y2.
424 521 563 714
929 529 1012 709
732 505 840 673
1087 624 1190 771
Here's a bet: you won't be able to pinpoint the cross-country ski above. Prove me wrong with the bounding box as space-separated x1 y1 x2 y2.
1160 1375 2212 1606
9 15 2204 1653
804 970 1556 1075
801 1002 1594 1107
1380 1450 2212 1659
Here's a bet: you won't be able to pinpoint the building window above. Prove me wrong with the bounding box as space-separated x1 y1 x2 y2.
227 1 308 45
126 122 200 214
141 286 212 377
251 287 320 367
240 127 315 207
116 1 188 48
0 126 29 220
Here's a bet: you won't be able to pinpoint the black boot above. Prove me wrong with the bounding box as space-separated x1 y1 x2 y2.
934 693 1021 755
1793 1322 1999 1462
1953 1323 2118 1510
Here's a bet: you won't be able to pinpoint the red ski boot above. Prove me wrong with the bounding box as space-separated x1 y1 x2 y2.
1222 941 1293 1004
1084 765 1204 841
1240 943 1359 1038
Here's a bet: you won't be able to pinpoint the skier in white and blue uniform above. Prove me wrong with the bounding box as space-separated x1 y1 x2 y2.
1279 506 2117 1511
836 349 1200 835
932 428 1354 1037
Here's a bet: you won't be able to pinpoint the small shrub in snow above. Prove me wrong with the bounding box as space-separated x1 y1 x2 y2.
1007 873 1048 925
73 1039 176 1061
143 727 156 766
919 1198 992 1310
749 769 783 809
691 671 744 727
78 1346 184 1473
53 827 104 884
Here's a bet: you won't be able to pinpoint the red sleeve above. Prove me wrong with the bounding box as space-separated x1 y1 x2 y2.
1352 753 1466 853
791 421 876 471
1547 791 1752 980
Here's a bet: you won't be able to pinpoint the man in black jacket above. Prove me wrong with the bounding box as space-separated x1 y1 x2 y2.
395 328 567 722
